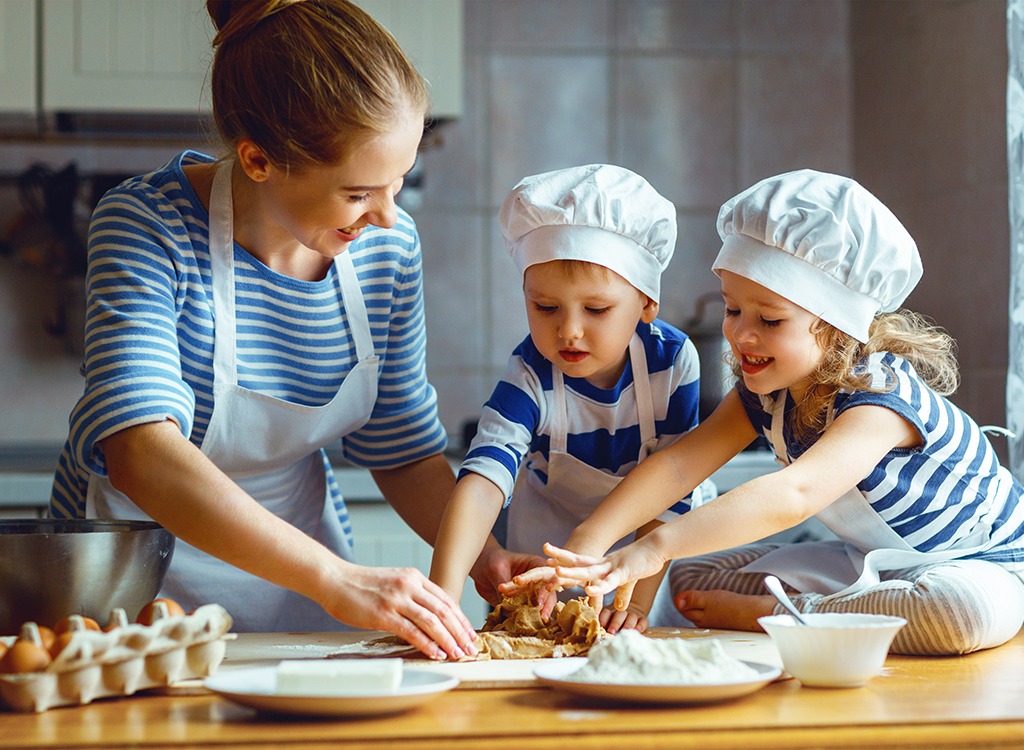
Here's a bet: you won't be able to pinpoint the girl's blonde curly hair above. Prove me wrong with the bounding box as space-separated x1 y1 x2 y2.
732 310 960 442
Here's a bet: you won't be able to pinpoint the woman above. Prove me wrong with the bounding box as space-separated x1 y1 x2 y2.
48 0 478 659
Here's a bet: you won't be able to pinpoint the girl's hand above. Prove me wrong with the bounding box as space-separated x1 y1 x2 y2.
321 563 478 661
543 541 666 613
496 565 572 620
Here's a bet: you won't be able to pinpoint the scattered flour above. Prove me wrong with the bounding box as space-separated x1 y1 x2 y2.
571 630 760 685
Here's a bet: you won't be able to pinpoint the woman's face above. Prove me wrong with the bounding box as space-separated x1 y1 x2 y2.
244 107 424 263
719 270 825 402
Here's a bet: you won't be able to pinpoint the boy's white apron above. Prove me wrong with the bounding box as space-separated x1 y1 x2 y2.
741 392 993 595
507 335 662 557
86 161 377 631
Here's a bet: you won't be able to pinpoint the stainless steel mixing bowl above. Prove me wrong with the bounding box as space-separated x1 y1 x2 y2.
0 519 175 634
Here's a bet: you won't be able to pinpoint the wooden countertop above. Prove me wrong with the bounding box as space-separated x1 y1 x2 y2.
3 627 1024 749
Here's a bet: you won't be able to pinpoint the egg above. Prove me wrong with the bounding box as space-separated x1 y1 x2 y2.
53 615 101 635
0 624 53 673
135 598 186 625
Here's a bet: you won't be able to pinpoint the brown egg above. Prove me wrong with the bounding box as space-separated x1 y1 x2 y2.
0 624 53 673
49 631 76 659
36 625 56 654
53 615 101 635
135 598 186 625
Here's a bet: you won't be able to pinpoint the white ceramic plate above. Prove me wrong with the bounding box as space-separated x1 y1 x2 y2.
203 666 459 717
533 660 781 705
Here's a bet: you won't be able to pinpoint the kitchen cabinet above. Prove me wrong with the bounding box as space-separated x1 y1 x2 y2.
36 0 462 119
41 0 213 114
0 0 37 114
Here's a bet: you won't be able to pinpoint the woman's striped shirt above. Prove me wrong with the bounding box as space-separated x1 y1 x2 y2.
739 352 1024 568
49 151 447 529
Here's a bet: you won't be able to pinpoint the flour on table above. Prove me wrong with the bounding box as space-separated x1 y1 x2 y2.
571 630 760 684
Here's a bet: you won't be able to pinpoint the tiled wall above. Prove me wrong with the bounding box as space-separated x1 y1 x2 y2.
0 0 1005 457
850 0 1009 435
417 0 852 443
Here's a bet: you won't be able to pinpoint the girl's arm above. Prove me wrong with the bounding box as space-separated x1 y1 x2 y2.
548 402 921 609
103 421 478 660
500 389 757 596
566 389 759 556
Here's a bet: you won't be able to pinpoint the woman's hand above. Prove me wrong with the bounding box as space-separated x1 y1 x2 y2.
319 562 478 661
543 540 667 613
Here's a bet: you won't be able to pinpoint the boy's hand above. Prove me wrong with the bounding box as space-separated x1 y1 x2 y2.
599 604 649 634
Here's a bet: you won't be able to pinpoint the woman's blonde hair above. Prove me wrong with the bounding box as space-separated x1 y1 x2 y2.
206 0 429 171
733 310 960 442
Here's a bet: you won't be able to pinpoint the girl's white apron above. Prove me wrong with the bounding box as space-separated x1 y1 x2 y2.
87 161 377 631
741 392 993 595
506 335 662 557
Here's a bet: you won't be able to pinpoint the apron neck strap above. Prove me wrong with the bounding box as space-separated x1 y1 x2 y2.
550 332 654 454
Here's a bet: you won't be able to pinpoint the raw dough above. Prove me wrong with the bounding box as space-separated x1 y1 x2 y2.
474 592 607 660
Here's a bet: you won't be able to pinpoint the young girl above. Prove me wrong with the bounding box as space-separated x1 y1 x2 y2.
47 0 477 660
518 169 1024 655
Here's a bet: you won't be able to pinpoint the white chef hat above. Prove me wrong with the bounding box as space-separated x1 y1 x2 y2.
713 169 922 343
499 164 676 302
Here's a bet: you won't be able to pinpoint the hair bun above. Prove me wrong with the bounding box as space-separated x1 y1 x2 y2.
207 0 303 48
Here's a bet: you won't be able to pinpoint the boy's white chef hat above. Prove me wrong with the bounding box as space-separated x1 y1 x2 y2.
499 164 676 302
713 169 922 343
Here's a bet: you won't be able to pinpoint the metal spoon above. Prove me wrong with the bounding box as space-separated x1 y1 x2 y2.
763 575 810 626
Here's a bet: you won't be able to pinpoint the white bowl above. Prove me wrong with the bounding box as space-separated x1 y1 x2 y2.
758 612 906 688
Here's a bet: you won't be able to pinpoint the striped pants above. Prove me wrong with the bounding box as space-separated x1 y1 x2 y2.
664 543 1024 655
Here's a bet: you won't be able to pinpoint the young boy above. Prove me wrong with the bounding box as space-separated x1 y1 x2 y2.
430 164 713 632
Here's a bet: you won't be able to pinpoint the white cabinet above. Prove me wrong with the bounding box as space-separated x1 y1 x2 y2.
41 0 213 113
36 0 462 119
0 0 37 114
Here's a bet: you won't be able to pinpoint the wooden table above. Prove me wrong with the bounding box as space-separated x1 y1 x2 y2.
3 628 1024 749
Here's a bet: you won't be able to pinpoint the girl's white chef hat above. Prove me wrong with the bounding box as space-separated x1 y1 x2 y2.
713 169 922 343
499 164 676 302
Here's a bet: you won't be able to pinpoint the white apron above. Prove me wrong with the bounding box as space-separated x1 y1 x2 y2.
506 335 660 558
741 392 993 595
87 161 379 631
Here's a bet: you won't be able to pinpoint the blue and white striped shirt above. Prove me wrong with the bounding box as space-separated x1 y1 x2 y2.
740 352 1024 568
460 320 705 520
50 151 447 524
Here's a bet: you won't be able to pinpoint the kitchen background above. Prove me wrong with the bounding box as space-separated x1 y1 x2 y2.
0 0 1008 623
0 0 1008 462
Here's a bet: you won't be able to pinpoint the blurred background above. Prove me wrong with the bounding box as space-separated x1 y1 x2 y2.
0 0 1010 464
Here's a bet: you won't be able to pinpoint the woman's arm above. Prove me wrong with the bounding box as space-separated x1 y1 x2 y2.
104 422 477 659
548 402 921 608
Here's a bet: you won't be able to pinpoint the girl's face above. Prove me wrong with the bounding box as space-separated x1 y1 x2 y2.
719 270 825 402
524 261 657 389
241 107 424 265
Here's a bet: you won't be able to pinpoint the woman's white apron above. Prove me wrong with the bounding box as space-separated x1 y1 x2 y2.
740 392 993 595
506 334 661 558
87 161 379 631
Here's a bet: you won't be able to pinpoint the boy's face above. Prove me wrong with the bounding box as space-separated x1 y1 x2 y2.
523 261 658 389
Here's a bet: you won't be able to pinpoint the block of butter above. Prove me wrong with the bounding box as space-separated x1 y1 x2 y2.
275 658 404 696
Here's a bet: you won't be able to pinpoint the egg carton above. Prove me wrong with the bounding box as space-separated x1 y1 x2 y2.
0 603 235 713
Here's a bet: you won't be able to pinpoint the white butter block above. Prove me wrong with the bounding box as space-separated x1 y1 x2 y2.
274 659 403 696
